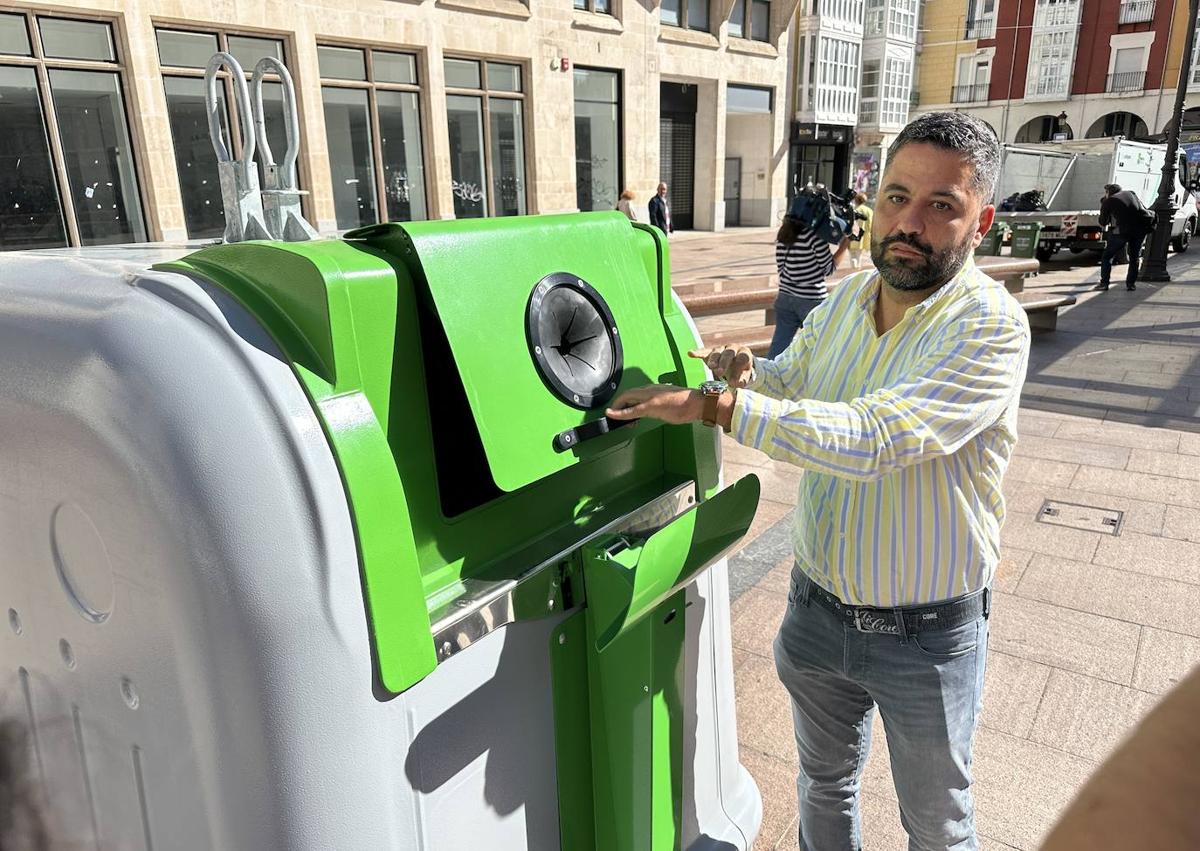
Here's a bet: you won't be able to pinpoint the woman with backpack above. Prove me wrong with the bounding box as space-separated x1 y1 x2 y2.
770 215 850 358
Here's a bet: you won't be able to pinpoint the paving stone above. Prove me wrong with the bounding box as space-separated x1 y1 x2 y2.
980 650 1052 739
1050 418 1181 453
738 747 800 851
724 460 802 506
734 653 796 763
969 727 1097 851
723 436 772 468
1029 669 1157 762
1012 434 1130 469
1132 627 1200 695
1180 431 1200 456
1121 370 1200 392
988 590 1140 684
731 587 789 656
1126 448 1200 481
992 548 1034 595
1162 504 1200 542
741 500 794 551
1093 531 1200 585
1017 554 1200 639
1015 409 1067 438
1070 465 1200 508
757 557 796 596
858 791 909 850
1002 455 1079 488
1001 480 1166 536
998 513 1101 563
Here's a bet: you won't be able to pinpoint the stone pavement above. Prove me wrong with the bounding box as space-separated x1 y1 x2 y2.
669 229 1200 850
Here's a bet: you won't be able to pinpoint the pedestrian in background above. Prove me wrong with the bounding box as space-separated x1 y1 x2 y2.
617 189 638 221
850 192 873 269
1099 183 1153 291
649 182 673 235
769 214 848 358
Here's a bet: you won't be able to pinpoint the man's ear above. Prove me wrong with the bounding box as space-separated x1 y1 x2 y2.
972 204 997 248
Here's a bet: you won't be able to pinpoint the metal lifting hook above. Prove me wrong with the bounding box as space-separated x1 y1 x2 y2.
204 52 317 243
251 57 317 241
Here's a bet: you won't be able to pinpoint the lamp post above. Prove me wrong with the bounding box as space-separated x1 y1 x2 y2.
1142 0 1200 281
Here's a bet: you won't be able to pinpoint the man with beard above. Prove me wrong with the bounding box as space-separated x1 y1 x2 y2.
607 112 1029 851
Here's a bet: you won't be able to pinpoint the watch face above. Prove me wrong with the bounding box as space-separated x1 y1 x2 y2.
527 273 623 409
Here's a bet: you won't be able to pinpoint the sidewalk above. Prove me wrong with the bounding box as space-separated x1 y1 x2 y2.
671 230 1200 850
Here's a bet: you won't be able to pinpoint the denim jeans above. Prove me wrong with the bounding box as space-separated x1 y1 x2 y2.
768 293 825 359
774 569 989 851
1100 231 1146 289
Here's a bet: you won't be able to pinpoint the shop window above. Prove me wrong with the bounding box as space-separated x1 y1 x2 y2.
319 45 428 230
0 13 146 250
444 58 527 218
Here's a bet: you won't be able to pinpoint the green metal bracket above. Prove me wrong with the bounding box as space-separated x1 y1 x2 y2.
159 241 437 694
576 474 760 851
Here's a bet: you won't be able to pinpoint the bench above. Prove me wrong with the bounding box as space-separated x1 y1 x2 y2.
1013 291 1077 333
681 257 1066 354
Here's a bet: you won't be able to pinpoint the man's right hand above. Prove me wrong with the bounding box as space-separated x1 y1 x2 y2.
687 345 756 387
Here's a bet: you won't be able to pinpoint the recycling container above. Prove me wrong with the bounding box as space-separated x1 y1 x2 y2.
0 212 762 851
1009 221 1044 258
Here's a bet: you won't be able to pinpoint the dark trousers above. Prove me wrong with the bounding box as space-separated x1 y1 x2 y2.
1100 231 1146 289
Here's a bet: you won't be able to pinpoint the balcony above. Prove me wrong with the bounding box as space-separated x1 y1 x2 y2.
951 83 990 103
1118 0 1155 24
1107 71 1146 93
964 17 995 39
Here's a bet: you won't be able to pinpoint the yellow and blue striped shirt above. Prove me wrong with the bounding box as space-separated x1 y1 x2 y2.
731 258 1031 607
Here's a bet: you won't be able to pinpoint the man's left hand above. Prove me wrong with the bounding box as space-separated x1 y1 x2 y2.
607 385 702 424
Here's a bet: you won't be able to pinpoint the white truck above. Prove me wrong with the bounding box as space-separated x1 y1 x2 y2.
992 138 1197 262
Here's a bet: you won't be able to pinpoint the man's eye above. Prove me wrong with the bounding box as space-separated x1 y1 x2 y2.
933 201 952 211
888 195 906 204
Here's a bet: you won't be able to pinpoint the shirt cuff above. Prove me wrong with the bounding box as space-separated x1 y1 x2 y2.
730 388 781 451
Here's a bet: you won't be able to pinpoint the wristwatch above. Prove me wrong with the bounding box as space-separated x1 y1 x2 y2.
699 380 728 427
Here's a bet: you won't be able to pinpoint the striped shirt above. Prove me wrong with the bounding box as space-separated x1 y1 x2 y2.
731 257 1031 607
776 227 834 299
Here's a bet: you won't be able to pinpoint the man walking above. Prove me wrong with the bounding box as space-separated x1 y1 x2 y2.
649 182 673 235
606 112 1030 851
1099 183 1153 291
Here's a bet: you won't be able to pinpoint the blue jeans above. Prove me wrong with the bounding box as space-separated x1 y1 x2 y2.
1100 231 1146 289
768 293 825 359
774 570 989 851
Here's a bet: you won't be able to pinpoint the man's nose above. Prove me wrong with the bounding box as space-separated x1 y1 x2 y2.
891 203 926 236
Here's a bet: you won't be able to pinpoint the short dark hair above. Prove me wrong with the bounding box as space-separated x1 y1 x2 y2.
887 112 1001 203
1105 183 1122 196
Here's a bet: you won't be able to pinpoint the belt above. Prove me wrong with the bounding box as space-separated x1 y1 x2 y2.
795 572 989 636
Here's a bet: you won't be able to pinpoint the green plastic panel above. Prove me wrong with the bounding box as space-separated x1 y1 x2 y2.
159 242 438 694
347 214 679 493
585 475 761 652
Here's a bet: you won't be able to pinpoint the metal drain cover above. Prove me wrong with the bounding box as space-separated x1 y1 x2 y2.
1036 500 1124 535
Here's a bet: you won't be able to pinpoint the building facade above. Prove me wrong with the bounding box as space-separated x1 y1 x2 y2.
787 0 917 197
0 0 798 251
914 0 1197 147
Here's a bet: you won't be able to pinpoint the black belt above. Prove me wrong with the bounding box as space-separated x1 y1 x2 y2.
795 571 989 636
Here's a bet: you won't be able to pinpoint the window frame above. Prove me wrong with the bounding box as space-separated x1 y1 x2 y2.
0 10 149 248
661 0 713 32
573 0 614 16
729 0 771 42
443 55 531 218
316 41 431 226
1025 1 1081 102
572 65 623 213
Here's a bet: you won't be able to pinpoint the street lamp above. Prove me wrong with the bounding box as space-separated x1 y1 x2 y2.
1142 0 1200 281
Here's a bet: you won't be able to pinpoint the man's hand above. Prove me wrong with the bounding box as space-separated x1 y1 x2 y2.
606 384 703 424
687 346 755 387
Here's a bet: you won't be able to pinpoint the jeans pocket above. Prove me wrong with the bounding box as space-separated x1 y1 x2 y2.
912 618 981 660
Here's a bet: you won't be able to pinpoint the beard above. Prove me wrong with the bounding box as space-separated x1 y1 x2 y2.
870 230 976 292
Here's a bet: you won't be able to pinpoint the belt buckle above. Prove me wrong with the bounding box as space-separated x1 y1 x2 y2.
852 607 900 635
